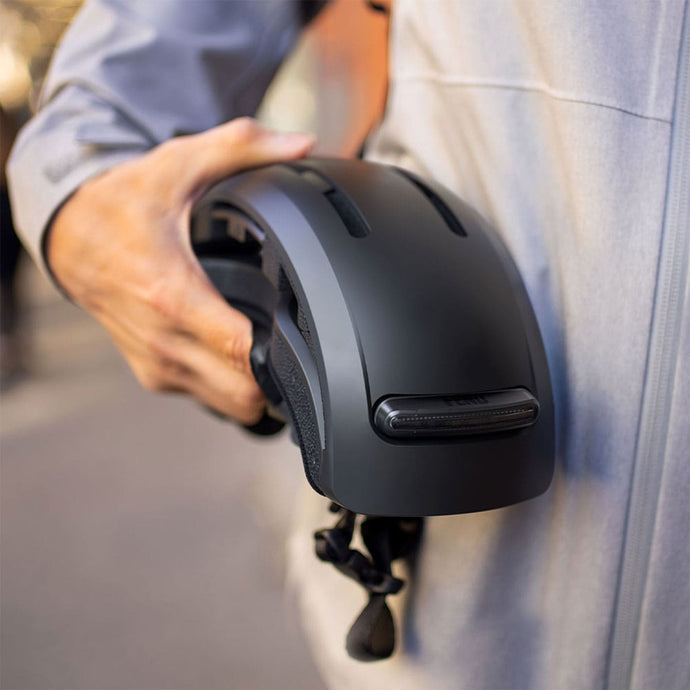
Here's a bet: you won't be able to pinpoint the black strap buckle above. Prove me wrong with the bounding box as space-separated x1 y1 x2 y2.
313 504 423 661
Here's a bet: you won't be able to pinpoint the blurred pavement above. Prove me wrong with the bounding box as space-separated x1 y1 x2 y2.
0 260 326 690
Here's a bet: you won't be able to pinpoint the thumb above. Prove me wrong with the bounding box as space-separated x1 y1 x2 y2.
163 117 317 199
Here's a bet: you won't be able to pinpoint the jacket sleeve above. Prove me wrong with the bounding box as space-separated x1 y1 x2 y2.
6 0 315 274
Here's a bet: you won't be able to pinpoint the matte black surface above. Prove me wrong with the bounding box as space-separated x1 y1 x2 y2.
191 158 555 516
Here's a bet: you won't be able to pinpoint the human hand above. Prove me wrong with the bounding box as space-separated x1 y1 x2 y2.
46 118 316 424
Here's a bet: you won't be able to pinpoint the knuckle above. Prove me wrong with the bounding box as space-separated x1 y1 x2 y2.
139 328 163 358
236 380 266 411
139 331 188 380
146 337 174 368
143 279 183 325
137 357 188 393
157 357 190 383
221 321 253 367
143 263 205 327
239 408 265 426
225 339 251 371
155 136 187 161
229 116 261 143
136 368 168 393
236 403 265 426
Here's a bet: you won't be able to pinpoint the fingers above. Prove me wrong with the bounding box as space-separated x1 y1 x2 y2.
179 286 256 375
158 272 268 421
183 350 266 424
156 117 317 201
136 264 257 375
99 265 267 423
105 312 266 424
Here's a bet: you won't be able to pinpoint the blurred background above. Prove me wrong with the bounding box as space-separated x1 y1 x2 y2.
0 1 388 688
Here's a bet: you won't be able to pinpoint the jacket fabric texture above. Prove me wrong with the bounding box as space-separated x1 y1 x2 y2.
8 2 689 689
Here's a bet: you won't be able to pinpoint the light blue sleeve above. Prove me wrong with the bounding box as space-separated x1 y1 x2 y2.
6 0 312 274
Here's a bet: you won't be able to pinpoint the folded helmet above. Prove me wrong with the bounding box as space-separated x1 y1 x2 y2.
190 158 554 518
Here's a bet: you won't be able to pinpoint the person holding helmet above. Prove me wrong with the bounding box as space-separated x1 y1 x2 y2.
7 1 689 688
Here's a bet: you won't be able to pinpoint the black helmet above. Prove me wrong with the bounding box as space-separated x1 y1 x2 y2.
190 158 555 659
191 157 554 516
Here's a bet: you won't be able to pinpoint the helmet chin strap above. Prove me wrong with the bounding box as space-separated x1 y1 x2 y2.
314 504 423 661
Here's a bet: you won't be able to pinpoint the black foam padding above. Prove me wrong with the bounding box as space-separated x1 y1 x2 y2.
269 330 323 494
296 302 314 352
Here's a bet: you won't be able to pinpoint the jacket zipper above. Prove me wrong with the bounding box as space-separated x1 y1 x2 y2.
606 2 690 688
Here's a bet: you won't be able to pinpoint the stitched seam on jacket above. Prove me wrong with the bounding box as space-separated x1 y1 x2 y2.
394 73 672 124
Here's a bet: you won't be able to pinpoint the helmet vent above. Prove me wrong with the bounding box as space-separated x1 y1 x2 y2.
287 163 371 238
395 168 467 237
323 187 371 238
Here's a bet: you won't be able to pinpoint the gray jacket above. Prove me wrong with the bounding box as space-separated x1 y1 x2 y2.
8 2 689 689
